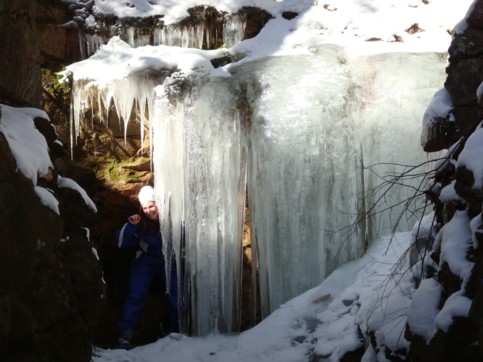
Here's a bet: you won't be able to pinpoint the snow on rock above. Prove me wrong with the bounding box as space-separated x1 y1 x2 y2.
422 88 454 127
406 278 441 342
458 125 483 190
0 104 53 185
58 176 98 212
439 181 463 203
0 104 97 216
438 210 474 283
435 292 472 332
34 186 60 215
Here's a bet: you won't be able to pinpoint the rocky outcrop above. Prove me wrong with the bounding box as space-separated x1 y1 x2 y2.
412 1 483 359
0 109 105 361
36 0 82 67
0 0 80 106
0 0 41 106
61 3 272 56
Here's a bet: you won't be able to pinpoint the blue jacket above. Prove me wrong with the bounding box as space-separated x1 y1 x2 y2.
115 221 164 266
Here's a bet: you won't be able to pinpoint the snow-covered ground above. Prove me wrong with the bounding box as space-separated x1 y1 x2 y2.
92 231 413 362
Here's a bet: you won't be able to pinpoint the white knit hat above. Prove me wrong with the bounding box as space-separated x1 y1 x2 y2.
138 185 156 204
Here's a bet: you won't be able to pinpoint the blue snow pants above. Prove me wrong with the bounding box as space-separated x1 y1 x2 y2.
118 254 178 331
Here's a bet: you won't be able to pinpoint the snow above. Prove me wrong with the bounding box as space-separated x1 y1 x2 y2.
439 181 463 202
0 105 97 215
406 278 441 342
438 210 474 283
34 186 60 215
63 0 475 83
92 232 413 362
435 292 472 332
0 104 53 185
458 125 483 189
66 35 225 85
411 212 435 241
421 87 454 127
58 175 98 212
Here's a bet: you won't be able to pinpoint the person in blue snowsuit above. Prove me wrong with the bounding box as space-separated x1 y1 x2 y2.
115 185 179 350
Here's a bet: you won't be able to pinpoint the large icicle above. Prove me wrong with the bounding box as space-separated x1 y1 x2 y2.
235 48 362 317
69 71 161 155
153 74 247 335
233 48 446 317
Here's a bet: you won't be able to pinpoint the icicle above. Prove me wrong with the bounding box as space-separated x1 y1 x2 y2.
201 26 207 49
153 28 162 45
223 14 246 48
86 34 103 56
97 91 102 124
139 98 145 154
71 82 84 142
153 24 206 48
69 102 74 160
78 29 86 60
90 96 94 128
152 75 247 335
127 27 135 47
102 90 113 127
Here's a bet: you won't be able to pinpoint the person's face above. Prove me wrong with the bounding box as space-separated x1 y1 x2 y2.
142 201 158 220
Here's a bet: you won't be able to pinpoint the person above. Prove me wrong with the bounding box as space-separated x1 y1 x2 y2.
115 185 179 350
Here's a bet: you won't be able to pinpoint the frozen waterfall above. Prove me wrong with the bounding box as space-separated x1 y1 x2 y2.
148 47 446 333
69 46 447 335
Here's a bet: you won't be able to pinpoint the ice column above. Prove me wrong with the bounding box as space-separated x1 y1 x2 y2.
235 47 446 317
236 48 364 316
152 75 247 335
350 52 447 243
223 14 246 48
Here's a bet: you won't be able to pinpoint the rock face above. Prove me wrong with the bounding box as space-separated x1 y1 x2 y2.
0 1 105 360
0 122 105 361
0 0 80 107
0 0 41 106
412 1 483 359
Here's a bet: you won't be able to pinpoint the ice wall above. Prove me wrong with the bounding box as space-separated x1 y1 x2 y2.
148 48 446 328
69 47 447 334
152 75 248 335
231 49 446 316
233 48 362 316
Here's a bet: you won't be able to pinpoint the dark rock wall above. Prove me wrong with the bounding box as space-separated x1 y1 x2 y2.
0 0 41 106
0 129 105 362
425 1 483 358
36 0 82 67
0 1 105 361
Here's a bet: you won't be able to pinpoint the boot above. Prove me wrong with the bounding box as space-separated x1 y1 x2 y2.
116 328 134 350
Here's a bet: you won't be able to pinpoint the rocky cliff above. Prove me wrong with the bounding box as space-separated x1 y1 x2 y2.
0 1 104 361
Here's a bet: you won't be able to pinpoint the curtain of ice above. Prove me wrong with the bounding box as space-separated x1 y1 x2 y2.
233 48 365 316
152 75 247 335
233 49 446 316
70 47 447 334
350 52 447 244
136 49 446 328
